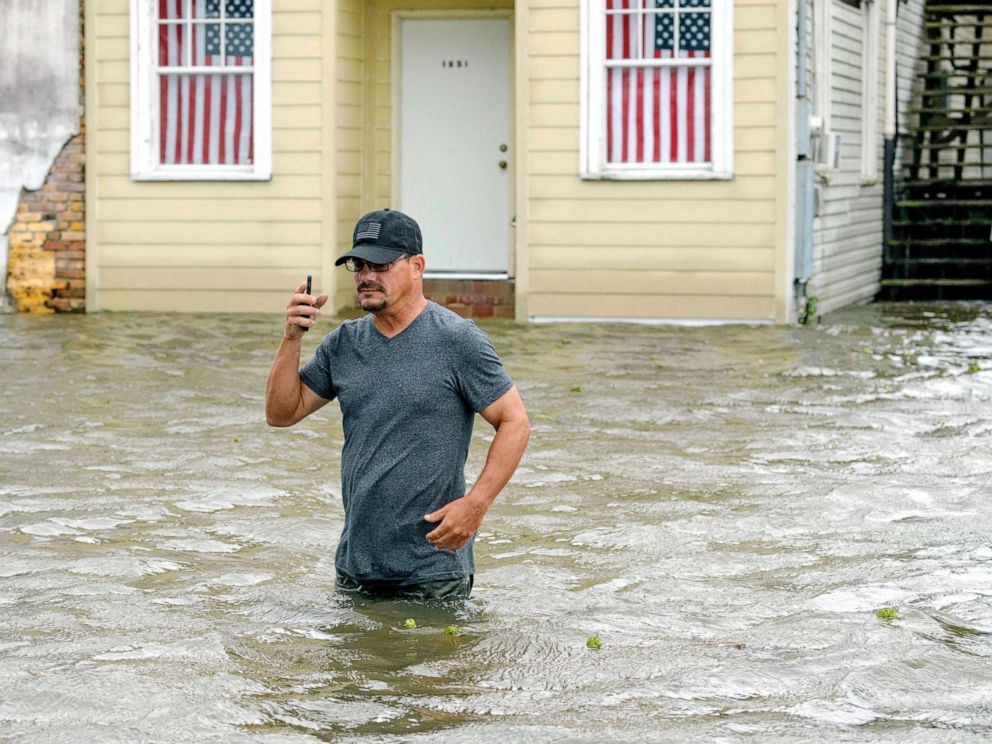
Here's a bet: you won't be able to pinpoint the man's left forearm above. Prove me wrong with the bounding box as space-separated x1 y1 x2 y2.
465 416 531 509
424 387 530 551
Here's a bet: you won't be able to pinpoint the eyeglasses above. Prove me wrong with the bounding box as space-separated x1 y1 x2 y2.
342 255 410 273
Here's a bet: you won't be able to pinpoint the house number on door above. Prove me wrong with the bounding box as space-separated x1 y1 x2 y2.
442 60 469 68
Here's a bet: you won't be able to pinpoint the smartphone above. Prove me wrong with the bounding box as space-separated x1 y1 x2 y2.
302 274 312 333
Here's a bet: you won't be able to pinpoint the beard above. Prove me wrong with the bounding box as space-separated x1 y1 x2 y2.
358 282 388 313
359 295 388 312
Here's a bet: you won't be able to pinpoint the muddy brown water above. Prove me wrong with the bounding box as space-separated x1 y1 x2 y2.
1 303 991 742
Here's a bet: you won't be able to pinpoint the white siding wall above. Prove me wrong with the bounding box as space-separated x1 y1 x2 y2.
808 0 925 314
810 0 882 313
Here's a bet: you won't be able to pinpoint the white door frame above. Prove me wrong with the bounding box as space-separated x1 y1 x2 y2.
390 9 516 279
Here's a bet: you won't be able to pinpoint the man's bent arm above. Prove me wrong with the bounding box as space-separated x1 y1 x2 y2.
265 335 328 427
466 386 531 509
424 385 530 551
266 281 330 427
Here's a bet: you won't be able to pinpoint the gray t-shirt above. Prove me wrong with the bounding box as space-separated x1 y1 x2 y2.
299 301 514 585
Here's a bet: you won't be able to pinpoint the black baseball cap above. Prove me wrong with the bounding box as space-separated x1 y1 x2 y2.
334 208 423 266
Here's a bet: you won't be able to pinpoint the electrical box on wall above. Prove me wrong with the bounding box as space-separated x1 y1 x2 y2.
812 130 843 170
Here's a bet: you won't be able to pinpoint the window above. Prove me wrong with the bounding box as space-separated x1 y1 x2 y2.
581 0 733 180
130 0 271 180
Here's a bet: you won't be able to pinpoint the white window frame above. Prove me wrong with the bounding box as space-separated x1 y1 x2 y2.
129 0 271 181
580 0 733 180
860 0 879 182
812 0 834 172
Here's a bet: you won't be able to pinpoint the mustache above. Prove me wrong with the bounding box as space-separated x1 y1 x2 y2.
358 282 384 292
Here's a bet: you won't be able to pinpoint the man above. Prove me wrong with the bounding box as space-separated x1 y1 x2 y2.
265 208 530 600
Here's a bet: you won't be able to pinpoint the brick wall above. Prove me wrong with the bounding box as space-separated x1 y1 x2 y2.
6 134 86 313
423 278 515 319
342 278 515 320
5 0 85 313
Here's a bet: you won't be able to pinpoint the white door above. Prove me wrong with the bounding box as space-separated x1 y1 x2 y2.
398 17 511 274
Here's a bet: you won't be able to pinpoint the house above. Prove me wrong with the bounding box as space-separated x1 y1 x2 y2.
4 0 957 323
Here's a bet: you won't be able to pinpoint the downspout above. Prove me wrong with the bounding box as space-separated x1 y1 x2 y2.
882 0 898 255
795 0 815 311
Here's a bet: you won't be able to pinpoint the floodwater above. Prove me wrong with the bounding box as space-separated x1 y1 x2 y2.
1 303 991 742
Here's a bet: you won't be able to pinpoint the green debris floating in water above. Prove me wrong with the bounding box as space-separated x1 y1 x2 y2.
875 607 899 620
444 625 460 636
403 618 417 629
586 635 602 650
569 385 584 393
968 362 981 374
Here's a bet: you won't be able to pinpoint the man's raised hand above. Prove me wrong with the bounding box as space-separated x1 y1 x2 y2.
285 280 328 340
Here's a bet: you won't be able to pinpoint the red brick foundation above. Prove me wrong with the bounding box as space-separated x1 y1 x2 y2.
423 278 515 319
6 133 86 312
4 0 86 313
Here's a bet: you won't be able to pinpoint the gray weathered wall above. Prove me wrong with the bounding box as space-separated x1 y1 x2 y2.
805 0 926 315
0 0 81 303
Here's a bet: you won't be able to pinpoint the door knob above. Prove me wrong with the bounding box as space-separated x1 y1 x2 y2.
498 160 507 169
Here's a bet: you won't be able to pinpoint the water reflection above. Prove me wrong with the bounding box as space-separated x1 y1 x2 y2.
2 303 992 741
230 593 490 738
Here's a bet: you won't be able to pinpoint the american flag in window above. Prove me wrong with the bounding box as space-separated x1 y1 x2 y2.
606 0 711 165
158 0 254 166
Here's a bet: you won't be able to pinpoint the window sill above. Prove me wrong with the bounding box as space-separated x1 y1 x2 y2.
580 169 733 181
130 167 272 182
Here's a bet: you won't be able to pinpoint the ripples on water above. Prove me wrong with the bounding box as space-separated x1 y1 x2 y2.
1 303 991 741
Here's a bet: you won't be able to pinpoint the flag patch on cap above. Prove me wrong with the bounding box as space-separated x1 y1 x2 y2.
355 222 381 241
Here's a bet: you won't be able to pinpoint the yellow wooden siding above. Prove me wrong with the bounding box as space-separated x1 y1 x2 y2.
101 267 313 291
334 0 364 312
530 270 774 295
531 246 775 272
90 3 326 312
98 221 321 245
96 175 323 199
100 243 322 268
529 222 774 247
99 198 322 222
528 174 778 201
524 0 787 321
529 199 776 223
527 293 775 320
99 289 293 313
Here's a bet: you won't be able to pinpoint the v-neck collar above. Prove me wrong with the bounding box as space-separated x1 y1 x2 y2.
369 301 432 342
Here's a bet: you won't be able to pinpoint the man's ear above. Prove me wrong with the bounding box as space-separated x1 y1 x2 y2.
412 254 426 277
